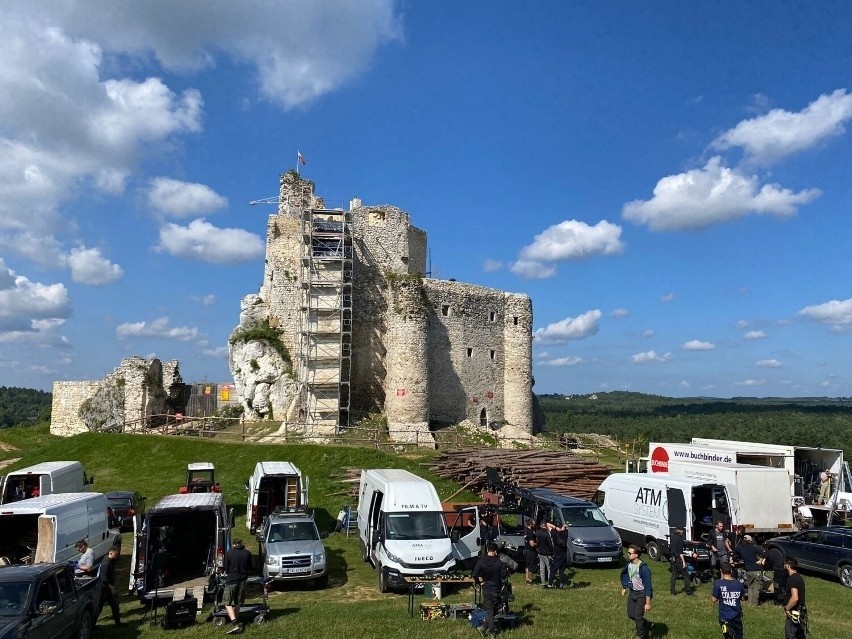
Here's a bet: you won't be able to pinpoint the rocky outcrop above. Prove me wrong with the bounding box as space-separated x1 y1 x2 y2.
229 294 297 421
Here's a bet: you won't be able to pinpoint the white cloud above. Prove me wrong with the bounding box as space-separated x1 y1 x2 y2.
756 359 782 368
534 310 602 343
622 157 820 231
735 379 765 387
67 247 123 285
611 308 630 318
631 350 673 364
509 260 556 280
540 356 584 367
156 219 265 264
190 294 216 307
38 1 402 110
642 329 656 339
0 260 70 335
661 292 676 302
712 89 852 164
797 298 852 330
116 316 198 341
204 346 229 358
683 340 715 351
511 219 623 279
743 330 766 340
483 259 503 273
148 177 228 217
735 320 750 330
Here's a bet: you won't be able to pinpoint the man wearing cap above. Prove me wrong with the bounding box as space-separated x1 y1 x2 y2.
734 535 764 606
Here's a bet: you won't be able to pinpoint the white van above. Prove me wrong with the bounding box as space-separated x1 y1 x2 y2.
132 493 233 602
0 461 92 504
0 492 116 565
595 473 728 560
358 469 455 592
245 461 307 534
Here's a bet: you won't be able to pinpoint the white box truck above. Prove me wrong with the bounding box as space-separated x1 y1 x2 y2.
0 461 92 504
0 492 116 565
245 461 307 534
595 472 726 560
689 438 850 505
357 469 455 592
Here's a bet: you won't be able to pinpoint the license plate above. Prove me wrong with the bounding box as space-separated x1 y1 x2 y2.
284 567 310 574
597 557 613 562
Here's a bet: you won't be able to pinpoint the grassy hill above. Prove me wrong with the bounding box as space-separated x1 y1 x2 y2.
1 422 850 639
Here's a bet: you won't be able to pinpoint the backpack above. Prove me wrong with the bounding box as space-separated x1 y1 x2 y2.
469 608 487 629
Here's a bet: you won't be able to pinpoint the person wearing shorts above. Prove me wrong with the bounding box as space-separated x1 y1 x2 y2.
223 539 252 634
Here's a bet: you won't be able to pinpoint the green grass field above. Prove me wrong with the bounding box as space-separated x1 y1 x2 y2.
1 423 849 639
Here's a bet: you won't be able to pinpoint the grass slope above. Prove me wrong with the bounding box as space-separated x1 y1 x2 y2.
1 424 849 639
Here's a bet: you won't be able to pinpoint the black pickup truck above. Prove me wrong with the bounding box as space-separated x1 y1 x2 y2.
0 563 101 639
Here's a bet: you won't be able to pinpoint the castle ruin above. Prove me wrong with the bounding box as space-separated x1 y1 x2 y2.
229 172 536 441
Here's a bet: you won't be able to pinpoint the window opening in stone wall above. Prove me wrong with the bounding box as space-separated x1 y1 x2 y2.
490 350 496 361
489 311 496 322
513 316 518 325
479 408 487 427
442 304 450 317
466 348 473 358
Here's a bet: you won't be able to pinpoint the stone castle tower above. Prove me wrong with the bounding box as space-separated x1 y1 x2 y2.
229 172 534 441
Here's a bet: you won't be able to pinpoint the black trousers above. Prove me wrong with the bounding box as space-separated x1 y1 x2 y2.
627 589 649 638
482 589 500 636
551 554 568 585
670 561 693 594
98 584 121 625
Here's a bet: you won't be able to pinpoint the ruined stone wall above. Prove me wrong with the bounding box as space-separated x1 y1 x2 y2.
349 204 427 416
50 381 101 436
502 293 534 430
260 213 301 358
424 280 520 427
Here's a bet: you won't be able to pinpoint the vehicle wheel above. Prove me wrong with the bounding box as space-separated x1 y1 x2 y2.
213 616 227 627
315 573 329 588
254 614 266 625
645 540 661 561
378 566 389 593
76 610 94 639
839 564 852 588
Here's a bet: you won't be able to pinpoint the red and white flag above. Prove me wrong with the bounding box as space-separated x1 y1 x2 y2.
297 151 306 166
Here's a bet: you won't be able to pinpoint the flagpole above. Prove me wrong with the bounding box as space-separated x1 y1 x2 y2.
296 150 300 175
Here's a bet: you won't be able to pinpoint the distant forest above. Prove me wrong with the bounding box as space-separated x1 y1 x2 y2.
0 386 52 428
539 391 852 458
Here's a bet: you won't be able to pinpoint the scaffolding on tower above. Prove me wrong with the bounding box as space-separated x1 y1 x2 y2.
295 208 352 434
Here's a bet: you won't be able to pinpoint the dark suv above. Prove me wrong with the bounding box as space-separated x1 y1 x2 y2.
766 526 852 588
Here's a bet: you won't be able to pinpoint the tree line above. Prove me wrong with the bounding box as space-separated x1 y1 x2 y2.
0 386 52 428
539 391 852 458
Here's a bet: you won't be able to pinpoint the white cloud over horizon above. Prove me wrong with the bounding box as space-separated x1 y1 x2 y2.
743 330 767 340
148 178 228 217
534 309 602 343
631 350 673 364
756 359 782 368
682 340 715 351
511 219 623 279
797 298 852 331
622 157 820 231
67 247 124 285
156 219 265 264
712 89 852 164
539 356 584 367
116 316 198 341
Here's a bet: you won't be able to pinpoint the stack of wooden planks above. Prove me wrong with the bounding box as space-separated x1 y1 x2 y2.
426 448 612 500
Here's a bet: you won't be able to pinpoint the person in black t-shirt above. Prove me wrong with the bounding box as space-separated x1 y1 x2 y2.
782 557 806 639
550 522 570 588
97 546 122 626
763 546 787 603
223 539 253 634
534 520 554 588
472 542 509 638
522 520 538 584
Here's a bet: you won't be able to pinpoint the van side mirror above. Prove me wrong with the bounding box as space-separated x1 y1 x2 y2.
450 531 460 543
320 531 329 539
86 474 95 486
37 601 58 615
244 480 249 490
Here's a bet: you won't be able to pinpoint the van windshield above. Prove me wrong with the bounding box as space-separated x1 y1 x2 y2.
384 512 447 540
560 505 611 528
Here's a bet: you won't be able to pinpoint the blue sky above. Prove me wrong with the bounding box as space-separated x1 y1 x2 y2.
2 1 851 398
